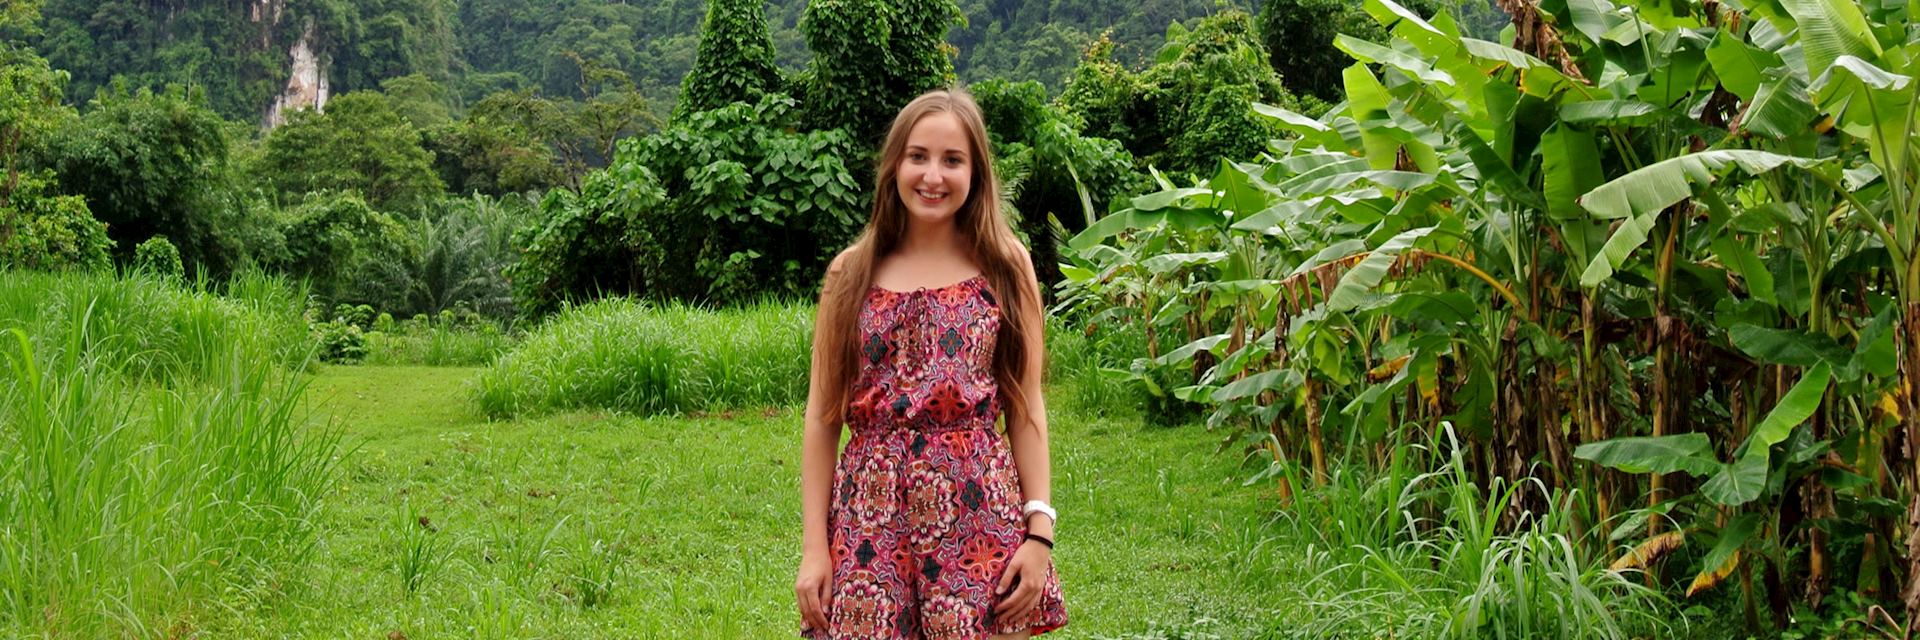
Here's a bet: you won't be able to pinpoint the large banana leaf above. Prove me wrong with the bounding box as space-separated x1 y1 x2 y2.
1578 150 1823 286
1335 35 1455 86
1740 73 1819 139
1252 103 1346 150
1328 226 1437 311
1541 125 1605 220
1705 31 1785 101
1811 56 1915 173
1573 433 1721 476
1778 0 1884 75
1729 324 1849 367
1701 363 1832 505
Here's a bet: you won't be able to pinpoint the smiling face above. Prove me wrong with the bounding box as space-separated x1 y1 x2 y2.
894 112 974 227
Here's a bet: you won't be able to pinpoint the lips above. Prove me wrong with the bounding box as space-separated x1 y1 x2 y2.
914 189 948 204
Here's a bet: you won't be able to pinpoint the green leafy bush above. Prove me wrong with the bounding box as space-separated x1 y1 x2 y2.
362 310 516 367
37 85 246 272
408 194 529 320
473 298 811 418
0 172 110 272
278 191 418 310
677 0 785 118
971 78 1143 288
131 235 183 280
799 0 960 142
510 93 862 314
312 319 368 363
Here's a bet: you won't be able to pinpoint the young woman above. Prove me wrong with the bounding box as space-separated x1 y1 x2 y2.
795 89 1068 639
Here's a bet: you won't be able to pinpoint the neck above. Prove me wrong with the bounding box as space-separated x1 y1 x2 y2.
897 216 967 259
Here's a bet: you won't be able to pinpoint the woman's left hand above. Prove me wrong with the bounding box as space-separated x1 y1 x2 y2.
992 539 1049 623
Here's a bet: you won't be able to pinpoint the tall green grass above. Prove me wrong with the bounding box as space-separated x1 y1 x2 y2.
0 270 310 384
474 299 811 417
0 270 338 636
1266 427 1677 638
1045 316 1147 420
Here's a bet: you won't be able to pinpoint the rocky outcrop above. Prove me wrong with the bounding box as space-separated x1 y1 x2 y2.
263 17 327 130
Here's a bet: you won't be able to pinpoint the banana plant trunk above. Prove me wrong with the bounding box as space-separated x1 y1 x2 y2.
1305 377 1328 486
1648 216 1679 540
1900 302 1920 630
1580 292 1615 528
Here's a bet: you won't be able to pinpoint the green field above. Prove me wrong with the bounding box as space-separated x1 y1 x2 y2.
199 365 1295 638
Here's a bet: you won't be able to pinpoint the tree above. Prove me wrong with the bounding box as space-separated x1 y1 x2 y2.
1258 0 1352 102
971 78 1139 291
1061 10 1295 177
39 84 239 272
677 0 784 118
800 0 961 142
510 93 863 314
0 33 67 211
256 91 444 214
427 90 569 197
380 73 455 129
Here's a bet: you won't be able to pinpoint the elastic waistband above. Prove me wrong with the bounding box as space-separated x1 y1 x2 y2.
849 416 998 435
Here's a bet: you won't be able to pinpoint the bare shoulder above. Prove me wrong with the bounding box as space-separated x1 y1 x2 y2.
1014 247 1043 294
815 248 859 302
826 247 861 282
1006 240 1037 279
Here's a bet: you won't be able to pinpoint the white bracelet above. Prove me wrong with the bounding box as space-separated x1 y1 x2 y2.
1021 500 1057 524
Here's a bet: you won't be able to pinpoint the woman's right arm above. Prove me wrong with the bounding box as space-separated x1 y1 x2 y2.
796 254 848 632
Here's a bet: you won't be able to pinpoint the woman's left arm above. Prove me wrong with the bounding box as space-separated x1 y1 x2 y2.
1004 258 1054 541
994 248 1054 619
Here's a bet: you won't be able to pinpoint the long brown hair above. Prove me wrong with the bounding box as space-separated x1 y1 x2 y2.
815 88 1044 432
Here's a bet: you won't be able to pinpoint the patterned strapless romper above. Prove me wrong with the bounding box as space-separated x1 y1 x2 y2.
805 274 1068 639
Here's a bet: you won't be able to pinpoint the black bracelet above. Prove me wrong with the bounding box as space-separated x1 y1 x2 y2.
1023 533 1054 549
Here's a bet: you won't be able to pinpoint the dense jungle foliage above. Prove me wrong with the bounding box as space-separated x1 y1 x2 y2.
16 0 1920 635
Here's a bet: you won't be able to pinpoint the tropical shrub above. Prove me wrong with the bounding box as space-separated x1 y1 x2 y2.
971 78 1143 290
37 84 243 272
362 311 515 367
677 0 785 118
130 235 182 280
1059 10 1295 177
278 191 418 310
799 0 961 143
408 193 529 320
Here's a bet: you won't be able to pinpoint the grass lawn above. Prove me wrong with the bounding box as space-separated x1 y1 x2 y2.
204 365 1300 638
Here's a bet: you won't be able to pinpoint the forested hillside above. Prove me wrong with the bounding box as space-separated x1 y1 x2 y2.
31 0 1268 124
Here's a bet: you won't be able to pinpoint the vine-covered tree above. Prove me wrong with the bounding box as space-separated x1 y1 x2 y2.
971 78 1138 291
800 0 961 142
1061 10 1294 177
677 0 784 118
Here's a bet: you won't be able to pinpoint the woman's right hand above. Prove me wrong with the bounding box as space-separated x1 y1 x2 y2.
795 551 833 633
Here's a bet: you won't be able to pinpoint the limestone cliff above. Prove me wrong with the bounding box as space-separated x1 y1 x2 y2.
259 0 326 130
